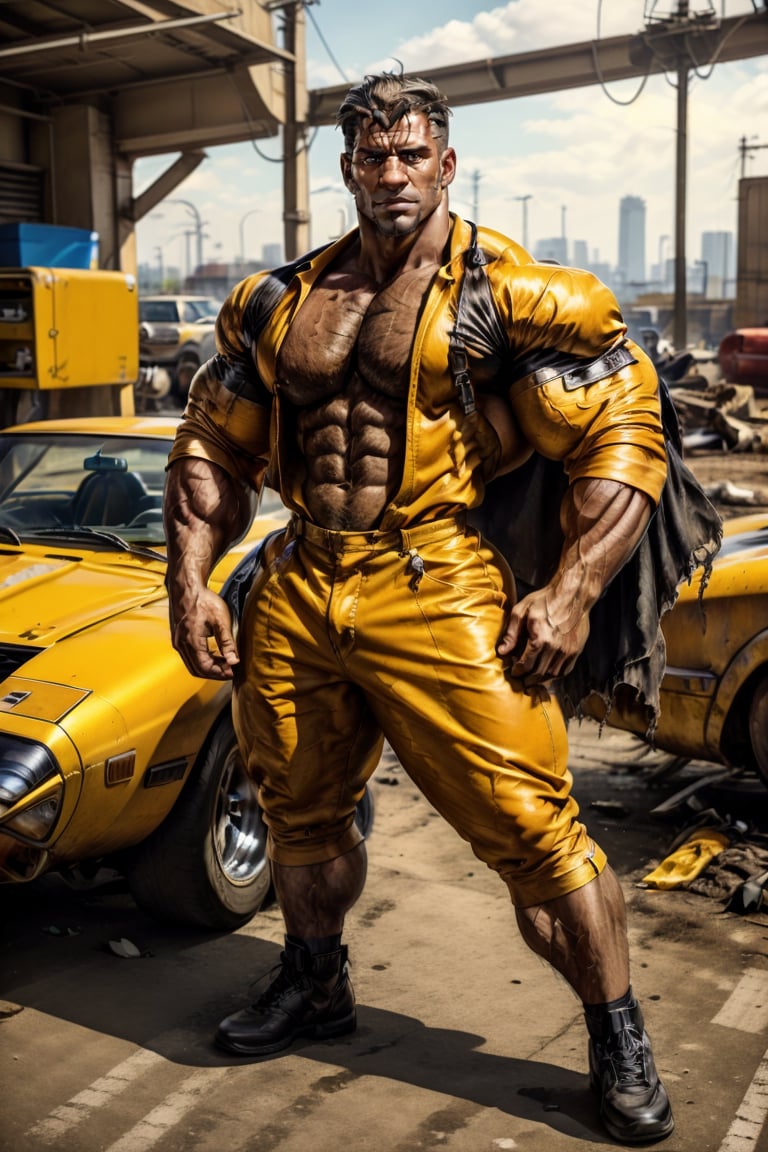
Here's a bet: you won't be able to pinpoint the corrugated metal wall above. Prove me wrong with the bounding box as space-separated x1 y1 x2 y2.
0 161 43 225
736 176 768 328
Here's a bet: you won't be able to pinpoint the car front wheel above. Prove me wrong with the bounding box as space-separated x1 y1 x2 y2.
749 674 768 786
128 715 375 931
128 714 271 931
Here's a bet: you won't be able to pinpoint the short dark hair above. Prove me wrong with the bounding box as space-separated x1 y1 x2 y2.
336 71 452 155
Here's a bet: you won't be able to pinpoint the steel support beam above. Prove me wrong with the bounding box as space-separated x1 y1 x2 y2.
307 13 768 125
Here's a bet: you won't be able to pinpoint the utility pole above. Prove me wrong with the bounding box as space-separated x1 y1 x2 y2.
643 0 702 350
673 0 689 351
740 135 768 178
280 1 309 261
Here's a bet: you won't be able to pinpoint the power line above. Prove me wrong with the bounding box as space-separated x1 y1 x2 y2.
305 2 348 83
593 0 651 106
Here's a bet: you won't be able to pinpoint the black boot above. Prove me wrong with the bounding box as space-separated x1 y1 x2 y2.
585 993 674 1144
215 937 356 1057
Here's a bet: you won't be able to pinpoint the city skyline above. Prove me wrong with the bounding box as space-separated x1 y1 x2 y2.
134 0 767 279
140 190 738 306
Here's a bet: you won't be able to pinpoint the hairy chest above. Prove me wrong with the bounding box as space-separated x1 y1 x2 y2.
276 263 440 406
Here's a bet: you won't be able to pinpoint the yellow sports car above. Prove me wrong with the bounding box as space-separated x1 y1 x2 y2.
604 512 768 785
0 416 290 930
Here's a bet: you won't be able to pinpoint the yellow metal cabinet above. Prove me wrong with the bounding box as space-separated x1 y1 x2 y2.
0 267 138 389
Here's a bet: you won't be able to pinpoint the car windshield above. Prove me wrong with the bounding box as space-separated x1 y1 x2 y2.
139 300 180 323
0 431 282 546
139 298 220 325
182 299 219 321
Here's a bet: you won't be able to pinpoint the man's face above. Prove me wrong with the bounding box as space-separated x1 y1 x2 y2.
340 111 456 238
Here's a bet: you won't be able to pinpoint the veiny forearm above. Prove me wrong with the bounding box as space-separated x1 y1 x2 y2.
548 477 652 627
164 457 253 605
162 457 256 679
499 477 652 679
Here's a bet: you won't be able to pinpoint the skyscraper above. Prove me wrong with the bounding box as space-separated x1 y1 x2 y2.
618 196 646 286
701 231 734 298
572 239 589 269
534 236 568 264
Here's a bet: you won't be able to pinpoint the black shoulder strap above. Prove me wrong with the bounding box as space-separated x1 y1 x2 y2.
449 223 487 415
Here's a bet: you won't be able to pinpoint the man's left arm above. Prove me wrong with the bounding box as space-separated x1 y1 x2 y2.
498 264 667 680
498 477 651 680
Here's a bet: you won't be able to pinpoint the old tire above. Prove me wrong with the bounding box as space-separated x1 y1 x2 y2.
128 714 270 931
174 353 200 399
749 674 768 786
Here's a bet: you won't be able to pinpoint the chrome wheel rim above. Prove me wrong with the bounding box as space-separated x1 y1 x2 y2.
213 747 268 886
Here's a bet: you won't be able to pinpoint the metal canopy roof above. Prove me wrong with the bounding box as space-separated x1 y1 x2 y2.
0 0 290 105
2 4 765 149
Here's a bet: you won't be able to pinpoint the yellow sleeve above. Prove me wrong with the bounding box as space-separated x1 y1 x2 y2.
511 344 667 503
167 272 275 493
492 264 668 504
168 360 272 494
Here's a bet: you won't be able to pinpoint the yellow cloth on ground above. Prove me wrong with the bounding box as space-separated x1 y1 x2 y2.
642 830 731 889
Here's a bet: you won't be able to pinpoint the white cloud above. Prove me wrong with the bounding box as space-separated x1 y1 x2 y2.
362 0 678 74
136 0 766 288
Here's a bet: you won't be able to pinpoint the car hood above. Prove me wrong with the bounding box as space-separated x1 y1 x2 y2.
676 522 768 605
0 545 166 648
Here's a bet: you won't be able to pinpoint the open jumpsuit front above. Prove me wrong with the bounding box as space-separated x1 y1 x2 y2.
168 214 668 908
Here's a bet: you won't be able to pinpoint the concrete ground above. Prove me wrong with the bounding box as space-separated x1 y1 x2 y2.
2 723 768 1152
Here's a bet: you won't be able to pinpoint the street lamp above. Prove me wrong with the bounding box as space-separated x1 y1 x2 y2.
149 227 186 290
658 234 670 287
312 184 354 239
166 198 206 272
239 209 261 266
515 194 532 250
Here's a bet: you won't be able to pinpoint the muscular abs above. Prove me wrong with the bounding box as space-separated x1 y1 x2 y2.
276 258 439 530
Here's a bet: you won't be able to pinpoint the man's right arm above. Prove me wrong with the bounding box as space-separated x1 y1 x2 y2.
164 454 257 681
163 272 275 680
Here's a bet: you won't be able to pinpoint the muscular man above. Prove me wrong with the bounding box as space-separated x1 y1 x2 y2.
164 72 691 1143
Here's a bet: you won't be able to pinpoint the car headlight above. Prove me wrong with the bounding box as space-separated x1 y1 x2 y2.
0 736 62 840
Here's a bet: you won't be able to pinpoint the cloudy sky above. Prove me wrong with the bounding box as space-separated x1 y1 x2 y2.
134 0 767 279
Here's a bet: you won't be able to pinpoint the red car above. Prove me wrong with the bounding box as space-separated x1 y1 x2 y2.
719 327 768 392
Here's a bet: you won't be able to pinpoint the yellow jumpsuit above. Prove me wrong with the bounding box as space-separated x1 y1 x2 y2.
169 214 667 906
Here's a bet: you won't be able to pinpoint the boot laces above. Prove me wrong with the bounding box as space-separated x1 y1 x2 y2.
250 955 310 1011
605 1024 649 1089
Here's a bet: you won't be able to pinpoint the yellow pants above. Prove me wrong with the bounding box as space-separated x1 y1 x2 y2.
232 515 606 906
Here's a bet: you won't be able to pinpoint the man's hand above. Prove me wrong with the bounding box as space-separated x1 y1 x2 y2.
498 587 590 682
497 477 652 684
164 456 255 680
170 587 240 681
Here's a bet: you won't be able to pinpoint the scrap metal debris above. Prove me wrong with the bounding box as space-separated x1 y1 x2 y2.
640 795 768 914
105 937 152 959
589 799 631 818
672 377 768 460
703 479 768 506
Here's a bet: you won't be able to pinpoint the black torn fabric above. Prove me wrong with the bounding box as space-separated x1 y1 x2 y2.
451 227 723 732
469 373 723 733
